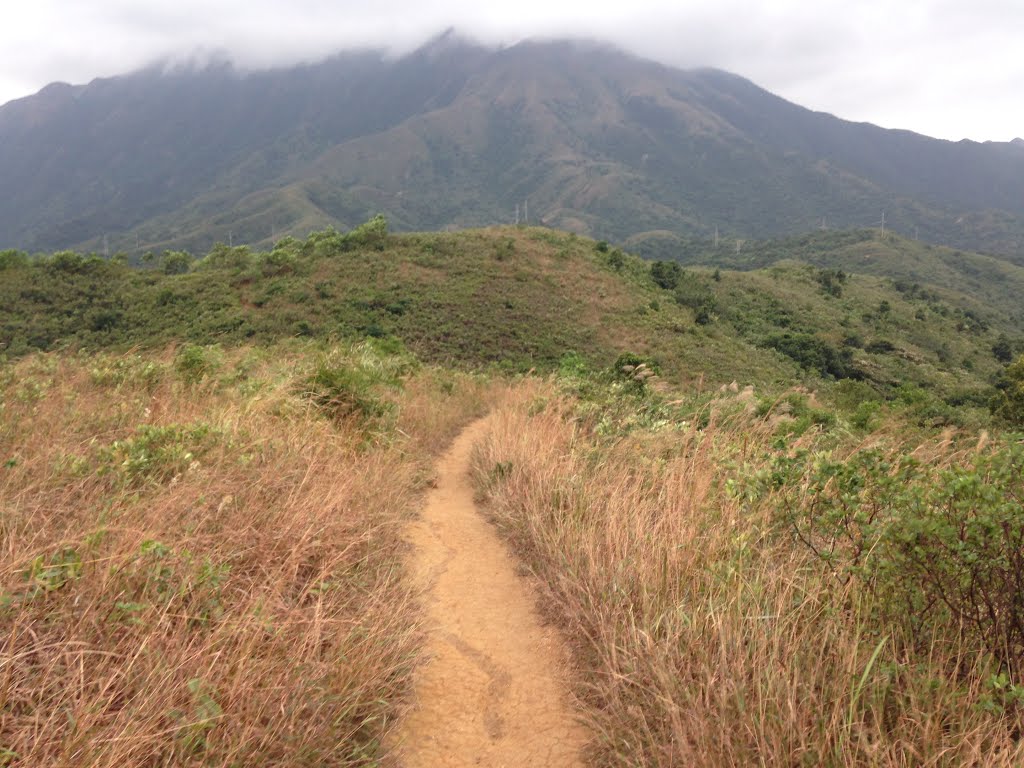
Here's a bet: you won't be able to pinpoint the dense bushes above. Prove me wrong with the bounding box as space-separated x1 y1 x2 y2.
757 443 1024 678
761 332 861 379
991 355 1024 427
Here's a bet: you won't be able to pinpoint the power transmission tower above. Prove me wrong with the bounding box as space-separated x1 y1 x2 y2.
524 198 528 224
515 204 520 225
714 226 719 248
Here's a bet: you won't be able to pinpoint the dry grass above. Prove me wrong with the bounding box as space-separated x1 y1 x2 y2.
471 380 1024 766
0 345 495 766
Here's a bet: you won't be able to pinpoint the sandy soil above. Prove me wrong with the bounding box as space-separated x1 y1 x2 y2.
388 418 589 767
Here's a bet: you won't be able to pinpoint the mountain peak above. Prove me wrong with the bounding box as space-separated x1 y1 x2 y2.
3 39 1024 261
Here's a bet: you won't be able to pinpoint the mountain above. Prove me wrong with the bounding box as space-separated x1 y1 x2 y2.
3 34 1024 261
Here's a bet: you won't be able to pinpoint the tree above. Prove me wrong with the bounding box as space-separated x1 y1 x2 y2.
161 250 193 275
992 333 1014 363
990 355 1024 427
650 260 682 290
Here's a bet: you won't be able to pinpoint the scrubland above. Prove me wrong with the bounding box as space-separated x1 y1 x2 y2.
472 374 1024 766
0 343 495 765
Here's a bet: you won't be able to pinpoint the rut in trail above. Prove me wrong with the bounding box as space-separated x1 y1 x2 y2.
389 418 589 767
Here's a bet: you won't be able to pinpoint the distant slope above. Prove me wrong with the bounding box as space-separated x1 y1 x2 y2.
0 226 1014 407
2 35 1024 261
640 228 1024 330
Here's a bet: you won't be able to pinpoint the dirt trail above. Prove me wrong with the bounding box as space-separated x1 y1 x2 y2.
389 418 589 767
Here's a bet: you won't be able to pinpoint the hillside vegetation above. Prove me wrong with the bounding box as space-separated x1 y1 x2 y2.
473 372 1024 766
2 223 1019 426
0 341 498 764
4 222 1024 765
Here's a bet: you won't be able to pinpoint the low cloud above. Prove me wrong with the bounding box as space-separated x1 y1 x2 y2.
2 0 1021 141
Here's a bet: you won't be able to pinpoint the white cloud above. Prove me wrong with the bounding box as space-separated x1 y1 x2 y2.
0 0 1020 141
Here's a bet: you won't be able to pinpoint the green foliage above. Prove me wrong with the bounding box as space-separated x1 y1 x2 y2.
650 260 682 290
992 333 1015 363
90 353 165 390
762 333 860 379
175 345 221 386
816 268 846 297
340 214 389 251
174 678 223 756
98 424 214 485
300 344 410 423
674 278 717 323
161 250 193 275
0 249 29 270
47 251 87 273
758 442 1024 675
5 547 84 605
196 243 253 272
990 355 1024 427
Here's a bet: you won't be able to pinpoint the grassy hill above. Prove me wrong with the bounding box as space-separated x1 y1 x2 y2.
4 222 1024 765
1 223 1018 430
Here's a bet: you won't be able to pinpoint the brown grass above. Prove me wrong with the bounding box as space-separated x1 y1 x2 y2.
471 380 1024 767
0 345 496 766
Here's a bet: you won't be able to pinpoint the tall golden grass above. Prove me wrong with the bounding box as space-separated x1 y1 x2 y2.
471 381 1024 766
0 345 494 766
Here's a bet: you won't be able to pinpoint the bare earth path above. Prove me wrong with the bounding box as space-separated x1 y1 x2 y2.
389 418 589 767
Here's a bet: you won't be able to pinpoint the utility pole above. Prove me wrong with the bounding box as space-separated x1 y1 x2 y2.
524 198 528 224
880 211 886 233
515 204 520 225
103 234 110 258
714 226 719 248
229 230 233 247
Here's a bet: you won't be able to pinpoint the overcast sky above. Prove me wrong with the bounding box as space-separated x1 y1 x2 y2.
1 1 1020 142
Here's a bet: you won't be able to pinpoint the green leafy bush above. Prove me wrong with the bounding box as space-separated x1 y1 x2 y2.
0 249 29 270
175 345 221 386
762 333 860 379
650 260 682 290
760 442 1024 675
991 356 1024 427
98 424 214 485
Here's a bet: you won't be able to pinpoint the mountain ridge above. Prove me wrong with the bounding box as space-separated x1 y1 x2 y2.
2 36 1023 261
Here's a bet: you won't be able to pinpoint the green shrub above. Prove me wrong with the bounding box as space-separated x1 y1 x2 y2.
762 442 1024 675
650 260 682 290
343 214 388 250
175 345 221 386
98 424 214 486
0 249 29 270
990 356 1024 427
762 333 860 379
299 344 410 423
196 244 253 272
161 251 193 275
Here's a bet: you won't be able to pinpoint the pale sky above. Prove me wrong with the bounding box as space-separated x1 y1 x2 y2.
1 0 1021 142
